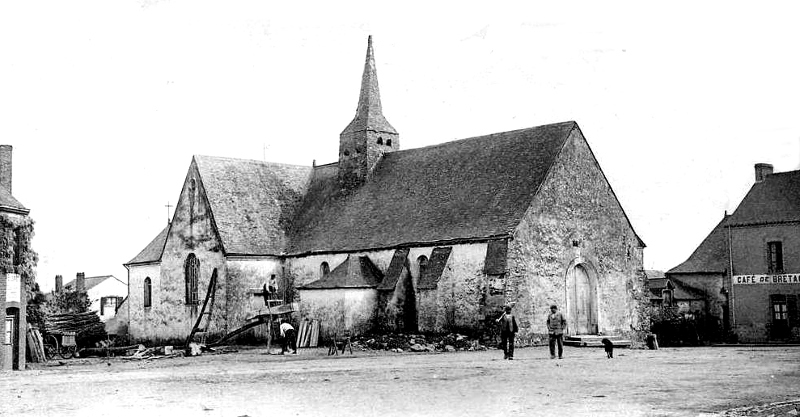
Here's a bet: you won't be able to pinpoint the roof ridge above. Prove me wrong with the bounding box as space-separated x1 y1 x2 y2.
387 121 577 156
194 154 311 169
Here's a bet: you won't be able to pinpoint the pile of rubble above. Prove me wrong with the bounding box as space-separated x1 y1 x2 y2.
351 333 489 353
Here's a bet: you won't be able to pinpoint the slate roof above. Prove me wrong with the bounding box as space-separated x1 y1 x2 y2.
289 121 578 254
377 248 410 291
126 226 169 265
299 255 384 289
418 247 452 290
646 277 704 300
667 215 730 275
484 239 508 275
194 156 312 255
0 186 28 213
64 275 126 292
342 35 397 136
727 170 800 226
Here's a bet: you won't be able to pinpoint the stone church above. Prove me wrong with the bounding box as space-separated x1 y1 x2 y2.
125 37 646 344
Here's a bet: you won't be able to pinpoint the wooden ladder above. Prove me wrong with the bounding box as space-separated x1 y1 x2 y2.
185 269 218 348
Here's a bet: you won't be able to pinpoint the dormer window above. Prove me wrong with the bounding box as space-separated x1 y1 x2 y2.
377 137 383 145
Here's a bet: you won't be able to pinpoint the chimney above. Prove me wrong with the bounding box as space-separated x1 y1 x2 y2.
0 145 12 193
55 275 63 293
76 272 86 293
755 163 774 182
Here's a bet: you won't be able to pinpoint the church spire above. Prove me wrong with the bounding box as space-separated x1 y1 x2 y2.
341 35 397 135
338 36 400 189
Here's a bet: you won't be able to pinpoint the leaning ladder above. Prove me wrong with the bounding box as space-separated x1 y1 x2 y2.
185 269 218 348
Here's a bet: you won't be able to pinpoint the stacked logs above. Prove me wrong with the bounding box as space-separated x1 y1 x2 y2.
44 311 107 345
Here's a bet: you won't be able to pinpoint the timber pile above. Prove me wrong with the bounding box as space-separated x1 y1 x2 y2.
26 325 46 363
44 311 107 344
295 319 319 348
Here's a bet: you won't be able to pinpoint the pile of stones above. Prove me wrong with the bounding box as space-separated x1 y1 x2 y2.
351 333 489 353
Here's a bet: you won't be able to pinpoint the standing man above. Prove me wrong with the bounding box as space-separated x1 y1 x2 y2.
547 304 567 359
495 305 519 360
279 319 297 355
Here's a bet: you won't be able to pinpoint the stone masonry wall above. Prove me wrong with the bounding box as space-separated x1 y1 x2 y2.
298 288 378 340
130 162 227 344
507 128 644 342
127 263 162 341
225 258 282 342
287 243 490 335
730 224 800 342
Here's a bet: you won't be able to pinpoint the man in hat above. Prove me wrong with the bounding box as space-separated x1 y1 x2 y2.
495 305 519 360
546 304 567 359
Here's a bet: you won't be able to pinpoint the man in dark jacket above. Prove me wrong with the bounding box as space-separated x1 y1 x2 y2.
496 305 519 360
547 304 567 359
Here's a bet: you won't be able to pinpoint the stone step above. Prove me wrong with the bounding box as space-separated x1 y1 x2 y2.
563 335 632 348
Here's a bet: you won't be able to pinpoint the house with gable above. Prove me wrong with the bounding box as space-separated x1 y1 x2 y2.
667 163 800 343
0 145 36 371
124 37 646 344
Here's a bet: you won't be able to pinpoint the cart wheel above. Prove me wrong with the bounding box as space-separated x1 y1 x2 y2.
59 344 76 359
44 335 59 361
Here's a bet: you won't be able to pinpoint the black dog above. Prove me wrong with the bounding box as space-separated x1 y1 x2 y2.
601 338 614 358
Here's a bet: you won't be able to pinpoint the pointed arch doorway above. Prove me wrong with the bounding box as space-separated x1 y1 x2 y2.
566 262 598 335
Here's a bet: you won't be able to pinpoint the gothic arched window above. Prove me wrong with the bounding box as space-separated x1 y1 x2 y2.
144 277 152 308
185 254 199 305
386 138 393 147
321 262 330 278
377 137 383 145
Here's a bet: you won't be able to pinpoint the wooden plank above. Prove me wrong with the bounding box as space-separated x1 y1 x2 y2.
304 321 312 347
296 320 307 348
309 320 319 348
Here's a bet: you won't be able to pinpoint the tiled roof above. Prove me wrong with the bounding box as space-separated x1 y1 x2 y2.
377 248 409 291
64 275 125 292
126 226 169 265
341 36 397 136
194 156 312 255
727 170 800 226
299 255 383 289
646 277 704 300
289 121 577 254
0 186 27 213
418 247 452 289
667 215 730 275
484 239 508 275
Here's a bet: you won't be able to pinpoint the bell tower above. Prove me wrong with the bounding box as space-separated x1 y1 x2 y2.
338 36 399 188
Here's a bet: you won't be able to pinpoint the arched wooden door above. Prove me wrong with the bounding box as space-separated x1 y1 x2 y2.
567 264 598 335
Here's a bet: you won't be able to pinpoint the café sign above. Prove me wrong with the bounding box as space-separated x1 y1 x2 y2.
733 274 800 285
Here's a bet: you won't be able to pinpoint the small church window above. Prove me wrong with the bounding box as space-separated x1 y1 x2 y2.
377 137 383 145
417 255 428 277
321 262 330 278
144 277 152 308
386 138 392 146
185 253 199 305
344 150 350 157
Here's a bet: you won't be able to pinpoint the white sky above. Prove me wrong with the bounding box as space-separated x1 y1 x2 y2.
2 1 799 292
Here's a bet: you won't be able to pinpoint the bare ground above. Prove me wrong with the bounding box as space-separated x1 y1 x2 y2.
2 345 799 417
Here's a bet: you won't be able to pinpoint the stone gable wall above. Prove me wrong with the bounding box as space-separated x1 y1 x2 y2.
507 128 644 343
